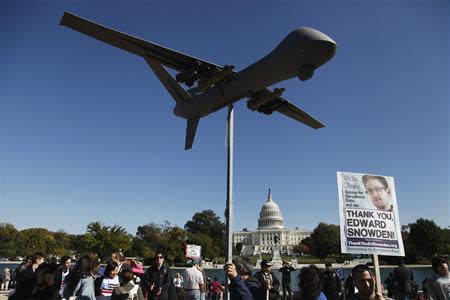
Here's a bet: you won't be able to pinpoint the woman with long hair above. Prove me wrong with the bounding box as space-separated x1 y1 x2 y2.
62 254 96 300
295 265 327 300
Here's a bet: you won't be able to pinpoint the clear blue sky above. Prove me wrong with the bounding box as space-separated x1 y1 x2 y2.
1 0 448 235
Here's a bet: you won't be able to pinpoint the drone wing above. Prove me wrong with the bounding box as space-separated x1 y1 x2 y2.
247 88 324 129
59 12 222 72
60 12 227 150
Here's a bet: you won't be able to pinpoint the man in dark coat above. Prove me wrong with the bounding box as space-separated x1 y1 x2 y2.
323 263 342 300
384 272 395 298
393 260 414 300
231 256 261 300
279 262 295 300
255 260 280 300
225 261 254 300
143 253 174 300
9 252 45 300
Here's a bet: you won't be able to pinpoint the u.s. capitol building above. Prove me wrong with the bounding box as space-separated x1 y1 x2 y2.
233 190 311 256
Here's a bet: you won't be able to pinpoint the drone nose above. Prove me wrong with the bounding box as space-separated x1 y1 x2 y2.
297 27 336 45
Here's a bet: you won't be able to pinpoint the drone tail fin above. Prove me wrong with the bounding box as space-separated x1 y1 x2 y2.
185 118 200 150
145 57 200 150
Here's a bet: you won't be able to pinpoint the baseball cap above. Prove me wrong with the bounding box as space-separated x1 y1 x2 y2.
260 259 272 267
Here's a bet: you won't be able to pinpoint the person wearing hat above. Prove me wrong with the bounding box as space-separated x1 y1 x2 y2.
131 261 145 284
255 260 280 300
183 257 204 300
427 257 450 300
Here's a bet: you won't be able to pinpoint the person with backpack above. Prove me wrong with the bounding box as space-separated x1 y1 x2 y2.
111 269 145 300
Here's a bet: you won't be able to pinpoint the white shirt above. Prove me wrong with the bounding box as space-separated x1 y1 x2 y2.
183 266 203 290
174 276 184 288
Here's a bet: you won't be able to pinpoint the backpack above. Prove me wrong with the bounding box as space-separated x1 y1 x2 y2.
94 275 105 296
127 284 139 299
117 284 139 300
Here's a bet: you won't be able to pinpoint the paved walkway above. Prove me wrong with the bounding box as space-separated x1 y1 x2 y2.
0 290 8 300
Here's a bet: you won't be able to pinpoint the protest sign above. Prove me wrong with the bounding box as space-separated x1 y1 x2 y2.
185 244 202 258
337 171 404 256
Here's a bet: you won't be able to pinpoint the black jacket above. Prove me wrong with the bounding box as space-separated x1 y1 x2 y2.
245 276 261 300
254 271 280 300
143 262 173 300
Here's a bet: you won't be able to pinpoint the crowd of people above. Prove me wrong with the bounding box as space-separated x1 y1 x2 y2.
226 258 450 300
3 252 449 300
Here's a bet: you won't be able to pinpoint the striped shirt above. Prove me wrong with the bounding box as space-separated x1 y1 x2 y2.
100 276 120 296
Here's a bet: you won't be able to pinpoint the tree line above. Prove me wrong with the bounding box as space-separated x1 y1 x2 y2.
1 212 448 264
293 218 450 264
0 209 225 265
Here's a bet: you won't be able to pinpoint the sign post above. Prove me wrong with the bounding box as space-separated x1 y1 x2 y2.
372 254 382 294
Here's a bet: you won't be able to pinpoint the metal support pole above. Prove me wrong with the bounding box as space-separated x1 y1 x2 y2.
373 254 382 295
224 104 234 300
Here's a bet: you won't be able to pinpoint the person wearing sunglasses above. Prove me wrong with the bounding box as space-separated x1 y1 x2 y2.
143 253 172 300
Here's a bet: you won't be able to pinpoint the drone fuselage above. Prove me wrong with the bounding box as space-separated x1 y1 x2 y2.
173 27 336 119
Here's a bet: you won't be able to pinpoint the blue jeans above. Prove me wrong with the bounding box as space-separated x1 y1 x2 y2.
186 289 201 300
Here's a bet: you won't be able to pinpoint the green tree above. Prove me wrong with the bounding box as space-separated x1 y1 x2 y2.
53 230 73 257
164 226 188 264
293 243 309 255
83 222 132 260
399 225 418 264
134 222 188 264
127 237 154 259
184 210 225 259
187 232 218 260
442 228 450 254
309 223 340 261
300 236 313 252
136 223 165 252
0 223 19 257
16 228 56 256
408 218 444 260
234 242 243 255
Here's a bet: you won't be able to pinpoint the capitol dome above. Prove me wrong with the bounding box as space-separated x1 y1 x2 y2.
257 190 285 229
